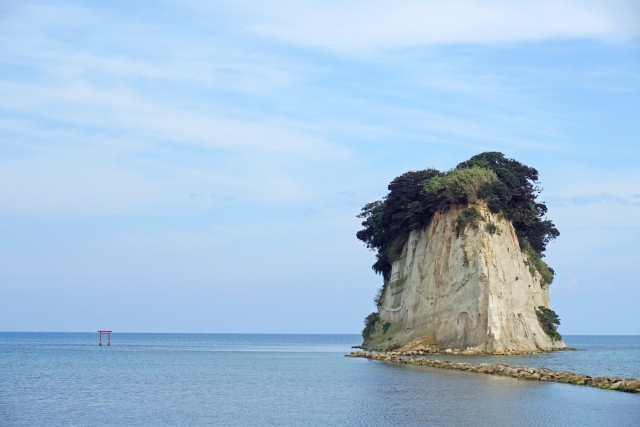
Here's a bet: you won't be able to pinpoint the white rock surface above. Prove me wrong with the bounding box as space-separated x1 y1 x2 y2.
364 205 566 353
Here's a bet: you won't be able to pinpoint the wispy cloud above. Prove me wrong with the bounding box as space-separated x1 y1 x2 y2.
234 0 640 51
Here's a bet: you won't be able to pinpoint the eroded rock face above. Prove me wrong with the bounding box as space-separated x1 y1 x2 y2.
363 205 566 353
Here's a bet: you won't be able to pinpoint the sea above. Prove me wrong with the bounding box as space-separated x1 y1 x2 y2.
1 333 639 426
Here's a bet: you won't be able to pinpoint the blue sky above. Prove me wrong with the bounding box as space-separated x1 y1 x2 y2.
1 0 639 334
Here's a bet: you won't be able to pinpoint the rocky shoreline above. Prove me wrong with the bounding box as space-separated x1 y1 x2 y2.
353 342 575 355
347 350 640 394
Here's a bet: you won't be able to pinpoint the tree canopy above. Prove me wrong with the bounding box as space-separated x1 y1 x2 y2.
356 152 559 284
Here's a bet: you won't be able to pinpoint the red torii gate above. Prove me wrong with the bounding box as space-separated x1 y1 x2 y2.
98 330 112 346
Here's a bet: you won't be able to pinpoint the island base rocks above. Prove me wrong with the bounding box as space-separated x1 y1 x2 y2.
358 335 576 355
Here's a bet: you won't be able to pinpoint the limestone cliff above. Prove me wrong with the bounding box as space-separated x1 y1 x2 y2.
363 204 567 354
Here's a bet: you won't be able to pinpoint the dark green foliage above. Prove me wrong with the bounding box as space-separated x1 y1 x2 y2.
478 179 511 213
387 234 409 263
382 321 391 334
521 238 554 287
462 248 470 267
457 152 559 254
362 312 380 338
485 222 499 235
535 306 562 341
373 286 384 307
356 152 559 283
425 166 497 205
455 207 481 236
356 169 442 279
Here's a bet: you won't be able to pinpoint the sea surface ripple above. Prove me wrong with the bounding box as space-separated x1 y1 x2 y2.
1 333 639 426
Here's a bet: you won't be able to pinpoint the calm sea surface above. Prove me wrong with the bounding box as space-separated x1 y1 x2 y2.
1 333 639 426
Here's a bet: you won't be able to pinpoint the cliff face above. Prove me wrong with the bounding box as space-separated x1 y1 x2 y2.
364 205 566 354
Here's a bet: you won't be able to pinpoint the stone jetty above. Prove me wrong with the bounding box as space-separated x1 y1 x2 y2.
347 351 640 394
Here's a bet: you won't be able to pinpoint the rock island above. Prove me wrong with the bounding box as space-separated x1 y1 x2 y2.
357 152 566 354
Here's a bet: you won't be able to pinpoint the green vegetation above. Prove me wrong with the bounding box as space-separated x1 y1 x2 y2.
387 234 409 263
459 152 560 253
485 222 500 235
373 286 384 307
356 152 559 282
521 238 554 287
424 166 497 205
356 168 442 278
362 312 380 338
455 207 481 237
382 321 391 334
535 306 562 341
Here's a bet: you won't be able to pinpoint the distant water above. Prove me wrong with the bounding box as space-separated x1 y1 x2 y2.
1 334 639 427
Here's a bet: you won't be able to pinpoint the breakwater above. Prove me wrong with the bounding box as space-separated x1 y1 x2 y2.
347 351 640 394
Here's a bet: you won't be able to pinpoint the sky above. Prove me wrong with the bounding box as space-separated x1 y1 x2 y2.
1 0 639 334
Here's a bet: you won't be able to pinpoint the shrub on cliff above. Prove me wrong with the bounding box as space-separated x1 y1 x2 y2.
535 306 562 341
362 312 380 338
356 152 559 282
424 166 497 205
456 152 559 254
455 207 481 237
521 239 554 287
478 179 511 213
356 169 442 277
382 321 392 334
